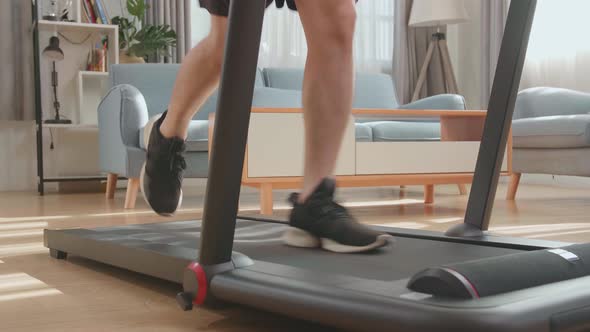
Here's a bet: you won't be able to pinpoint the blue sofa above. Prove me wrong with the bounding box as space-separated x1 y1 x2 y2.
507 87 590 199
98 64 466 208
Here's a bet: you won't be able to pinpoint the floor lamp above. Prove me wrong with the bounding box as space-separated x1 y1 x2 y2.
409 0 469 102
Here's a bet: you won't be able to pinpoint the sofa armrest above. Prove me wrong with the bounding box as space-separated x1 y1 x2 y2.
399 94 466 111
97 84 149 176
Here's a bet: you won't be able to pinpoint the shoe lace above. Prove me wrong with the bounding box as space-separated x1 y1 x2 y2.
289 192 349 220
168 140 187 181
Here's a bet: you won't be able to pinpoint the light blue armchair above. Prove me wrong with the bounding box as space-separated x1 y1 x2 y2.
98 64 466 208
507 87 590 199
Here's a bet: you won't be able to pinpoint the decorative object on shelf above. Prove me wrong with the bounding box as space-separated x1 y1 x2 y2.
87 38 109 72
42 0 74 21
42 0 60 21
113 0 177 63
42 36 71 124
59 0 74 21
409 0 469 102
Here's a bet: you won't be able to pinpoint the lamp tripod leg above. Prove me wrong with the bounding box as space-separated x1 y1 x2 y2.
412 39 436 102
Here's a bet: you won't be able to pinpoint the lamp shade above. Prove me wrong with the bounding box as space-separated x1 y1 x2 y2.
42 36 64 61
409 0 470 28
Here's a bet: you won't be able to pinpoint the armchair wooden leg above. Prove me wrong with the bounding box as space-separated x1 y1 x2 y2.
506 173 521 200
457 184 468 195
260 183 274 215
106 173 118 199
424 184 434 204
124 178 140 209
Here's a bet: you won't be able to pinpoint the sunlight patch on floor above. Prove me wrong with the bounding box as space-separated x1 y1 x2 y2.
0 222 48 231
529 229 590 239
343 199 424 208
0 216 70 223
374 221 428 229
0 230 44 239
491 223 589 235
428 217 463 224
0 288 62 303
0 243 47 258
0 273 62 303
0 273 48 292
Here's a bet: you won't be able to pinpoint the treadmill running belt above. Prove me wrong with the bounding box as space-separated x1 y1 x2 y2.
46 220 521 282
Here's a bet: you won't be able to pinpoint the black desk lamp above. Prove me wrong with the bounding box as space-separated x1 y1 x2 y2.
43 36 71 124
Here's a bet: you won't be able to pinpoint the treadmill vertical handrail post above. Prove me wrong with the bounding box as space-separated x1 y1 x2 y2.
199 0 267 266
449 0 537 236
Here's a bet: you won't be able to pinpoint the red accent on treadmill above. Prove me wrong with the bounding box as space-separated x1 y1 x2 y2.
188 262 208 305
446 267 480 299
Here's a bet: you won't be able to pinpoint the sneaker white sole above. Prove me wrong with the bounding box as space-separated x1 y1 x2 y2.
282 227 321 248
140 163 183 217
282 227 393 253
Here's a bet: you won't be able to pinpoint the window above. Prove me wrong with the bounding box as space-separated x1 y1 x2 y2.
258 1 395 72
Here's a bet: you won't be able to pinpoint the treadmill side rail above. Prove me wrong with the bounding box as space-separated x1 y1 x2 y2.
198 0 267 265
450 0 537 234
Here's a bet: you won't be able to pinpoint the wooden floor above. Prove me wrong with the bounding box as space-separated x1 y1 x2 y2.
0 182 589 331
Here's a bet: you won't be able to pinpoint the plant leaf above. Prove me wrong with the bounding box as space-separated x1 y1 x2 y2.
128 24 178 58
127 0 147 21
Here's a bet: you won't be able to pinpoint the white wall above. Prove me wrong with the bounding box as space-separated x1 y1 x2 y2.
191 5 211 46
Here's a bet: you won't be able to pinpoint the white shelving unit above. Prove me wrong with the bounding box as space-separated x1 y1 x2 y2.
38 20 119 68
35 0 120 193
39 6 119 129
77 71 110 125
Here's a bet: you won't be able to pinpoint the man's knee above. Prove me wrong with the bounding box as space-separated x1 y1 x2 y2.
316 4 357 51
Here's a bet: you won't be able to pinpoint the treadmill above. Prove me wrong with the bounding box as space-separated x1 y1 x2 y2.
44 1 590 331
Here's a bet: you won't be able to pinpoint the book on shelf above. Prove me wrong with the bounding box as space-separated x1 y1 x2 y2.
94 0 111 25
82 0 97 23
90 0 102 24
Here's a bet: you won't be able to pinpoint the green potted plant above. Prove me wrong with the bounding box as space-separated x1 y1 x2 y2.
112 0 177 63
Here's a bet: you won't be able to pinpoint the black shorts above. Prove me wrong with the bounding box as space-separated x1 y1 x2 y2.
199 0 298 16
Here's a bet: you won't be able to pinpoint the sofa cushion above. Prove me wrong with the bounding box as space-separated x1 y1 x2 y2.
366 121 440 142
512 114 590 148
263 68 399 109
355 123 373 142
139 119 209 151
111 64 265 119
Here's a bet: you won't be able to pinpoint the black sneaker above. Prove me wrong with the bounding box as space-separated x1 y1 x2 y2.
283 178 393 253
140 111 186 216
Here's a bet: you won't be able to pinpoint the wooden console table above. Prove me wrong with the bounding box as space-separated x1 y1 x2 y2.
209 108 512 215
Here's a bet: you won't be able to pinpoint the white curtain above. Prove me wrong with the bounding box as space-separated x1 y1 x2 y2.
520 0 590 92
258 0 395 73
145 0 192 63
0 0 35 121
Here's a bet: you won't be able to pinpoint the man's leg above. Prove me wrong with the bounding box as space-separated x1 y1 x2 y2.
141 16 227 215
296 0 356 201
284 0 391 253
160 16 228 139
